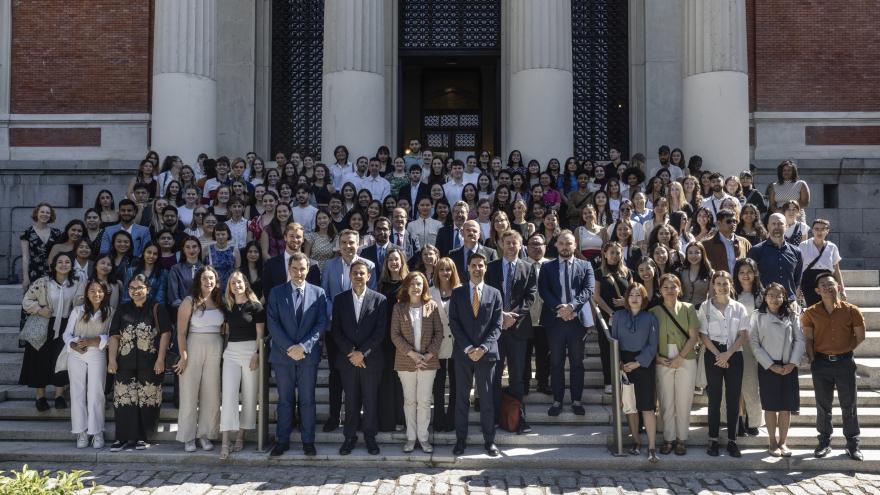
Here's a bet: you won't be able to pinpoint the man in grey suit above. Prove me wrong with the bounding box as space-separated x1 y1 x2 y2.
448 252 503 457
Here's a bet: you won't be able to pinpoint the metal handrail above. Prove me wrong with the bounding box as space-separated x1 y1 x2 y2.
257 336 270 452
590 299 625 457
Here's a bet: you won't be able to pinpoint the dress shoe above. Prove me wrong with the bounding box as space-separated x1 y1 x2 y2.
746 427 760 436
35 397 50 412
365 437 380 455
339 437 356 455
571 402 585 416
54 396 68 409
846 445 863 461
674 442 687 456
547 402 562 417
727 441 742 458
659 441 674 455
484 442 500 457
453 439 466 456
706 440 719 457
269 443 288 457
323 417 340 432
303 443 317 456
814 442 831 458
518 419 532 434
536 384 552 395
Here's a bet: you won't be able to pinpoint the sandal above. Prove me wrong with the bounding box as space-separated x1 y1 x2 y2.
648 448 659 464
674 442 687 456
779 445 792 457
233 433 244 452
659 441 674 455
768 447 782 457
219 442 230 461
628 443 641 456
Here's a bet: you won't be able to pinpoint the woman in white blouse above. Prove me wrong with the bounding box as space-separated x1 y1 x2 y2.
798 218 845 307
698 270 750 458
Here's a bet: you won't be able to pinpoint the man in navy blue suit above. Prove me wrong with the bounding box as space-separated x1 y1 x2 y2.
266 252 328 457
537 230 595 417
448 252 503 457
330 260 388 456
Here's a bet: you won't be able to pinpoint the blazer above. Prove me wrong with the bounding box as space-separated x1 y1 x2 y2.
428 286 455 359
447 282 503 361
748 311 805 369
99 223 152 257
537 257 595 329
389 229 421 261
389 300 444 371
321 256 377 318
435 224 460 257
701 231 752 274
266 282 328 366
359 243 385 280
485 257 537 340
448 244 498 283
262 252 321 303
397 183 431 217
330 288 388 371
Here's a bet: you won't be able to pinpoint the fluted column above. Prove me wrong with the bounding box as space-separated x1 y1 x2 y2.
682 0 749 178
321 0 385 164
151 0 217 164
508 0 573 166
0 0 11 159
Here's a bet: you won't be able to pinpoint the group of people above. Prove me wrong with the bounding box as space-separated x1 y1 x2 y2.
16 142 865 462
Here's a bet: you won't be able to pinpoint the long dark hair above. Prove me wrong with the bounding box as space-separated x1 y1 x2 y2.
189 265 225 314
82 278 111 323
57 219 86 245
241 240 264 275
109 230 134 262
94 189 115 212
49 252 77 287
757 282 793 319
132 242 163 278
733 257 764 300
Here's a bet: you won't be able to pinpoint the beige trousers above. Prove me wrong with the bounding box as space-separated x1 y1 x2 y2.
397 369 437 443
176 333 222 442
220 340 258 432
656 358 697 442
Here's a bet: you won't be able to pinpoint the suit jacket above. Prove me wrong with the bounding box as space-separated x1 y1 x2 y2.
397 183 430 218
389 300 444 371
359 243 383 280
485 257 537 340
701 231 752 274
435 224 460 257
389 229 420 261
448 244 498 283
99 223 152 257
538 257 596 328
266 282 328 366
330 288 388 371
447 282 503 361
262 252 321 304
321 255 377 319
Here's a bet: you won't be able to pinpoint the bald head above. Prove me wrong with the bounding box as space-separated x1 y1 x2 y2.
461 220 481 247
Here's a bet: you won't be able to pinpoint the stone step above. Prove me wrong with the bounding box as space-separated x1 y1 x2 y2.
843 270 880 288
0 327 19 353
842 287 880 308
0 304 20 325
0 440 876 472
0 286 21 306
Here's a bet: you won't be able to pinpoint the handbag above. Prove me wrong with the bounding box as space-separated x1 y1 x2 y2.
619 371 637 415
498 389 522 433
20 314 50 351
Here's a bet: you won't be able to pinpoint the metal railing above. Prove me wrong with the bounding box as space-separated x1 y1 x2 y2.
590 299 625 457
257 336 270 452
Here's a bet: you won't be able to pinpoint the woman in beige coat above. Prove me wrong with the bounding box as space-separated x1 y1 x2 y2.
390 271 444 454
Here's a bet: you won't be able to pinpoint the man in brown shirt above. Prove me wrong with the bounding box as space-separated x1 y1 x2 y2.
801 271 866 461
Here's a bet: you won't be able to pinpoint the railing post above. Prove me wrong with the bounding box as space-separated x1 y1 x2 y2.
257 336 269 452
591 300 626 457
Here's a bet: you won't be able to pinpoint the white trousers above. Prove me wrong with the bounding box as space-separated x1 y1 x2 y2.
220 340 258 432
397 369 437 442
68 347 106 435
176 333 222 442
740 343 764 427
656 358 697 442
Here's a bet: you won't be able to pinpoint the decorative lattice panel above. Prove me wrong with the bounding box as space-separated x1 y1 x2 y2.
401 0 500 50
572 0 629 159
272 0 324 158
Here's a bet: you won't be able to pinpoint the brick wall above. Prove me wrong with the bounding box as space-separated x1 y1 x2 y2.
749 0 880 112
10 0 152 114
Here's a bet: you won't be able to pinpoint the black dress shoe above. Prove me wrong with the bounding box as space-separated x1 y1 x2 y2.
736 417 746 437
484 442 500 457
571 403 585 416
814 443 831 458
35 397 50 412
846 445 863 461
746 427 760 436
54 396 68 409
547 403 562 416
706 440 720 457
727 441 742 458
339 437 356 455
365 437 380 455
303 443 317 456
323 417 340 433
453 439 466 456
518 419 532 434
269 443 288 457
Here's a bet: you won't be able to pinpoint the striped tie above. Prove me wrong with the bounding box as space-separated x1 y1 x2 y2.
472 286 480 317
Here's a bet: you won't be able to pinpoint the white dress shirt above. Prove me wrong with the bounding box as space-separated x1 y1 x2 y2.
701 193 735 220
443 181 465 205
409 306 423 352
698 299 750 351
352 287 366 323
361 175 391 201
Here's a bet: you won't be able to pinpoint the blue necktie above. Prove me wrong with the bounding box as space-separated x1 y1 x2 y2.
504 261 514 310
294 287 304 324
377 246 385 273
564 260 571 305
453 229 462 249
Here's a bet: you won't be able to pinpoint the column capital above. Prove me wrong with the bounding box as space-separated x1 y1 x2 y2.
683 0 747 77
153 0 217 79
510 0 572 74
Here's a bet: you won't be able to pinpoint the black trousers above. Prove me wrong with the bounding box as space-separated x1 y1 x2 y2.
524 325 550 388
494 333 528 421
454 356 496 444
705 344 744 441
432 357 457 429
338 363 381 440
377 337 404 431
324 335 343 421
812 356 860 446
596 320 612 386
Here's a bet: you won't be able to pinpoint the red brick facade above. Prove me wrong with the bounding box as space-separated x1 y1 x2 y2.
10 0 152 114
805 126 880 146
9 128 102 147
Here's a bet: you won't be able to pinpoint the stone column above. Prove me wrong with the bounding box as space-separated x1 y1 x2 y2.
682 0 749 178
508 0 573 166
151 0 217 164
0 0 11 159
321 0 385 164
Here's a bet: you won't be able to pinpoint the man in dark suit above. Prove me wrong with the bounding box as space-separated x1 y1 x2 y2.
266 252 328 457
449 220 498 280
485 230 537 433
397 165 430 219
359 217 392 281
330 260 388 456
537 230 595 417
436 201 470 256
448 252 503 457
262 223 322 302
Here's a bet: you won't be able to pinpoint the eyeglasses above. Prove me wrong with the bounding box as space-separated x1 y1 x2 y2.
128 286 147 292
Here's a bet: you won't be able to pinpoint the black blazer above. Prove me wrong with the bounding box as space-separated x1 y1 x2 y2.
447 283 503 360
435 225 458 257
485 258 537 340
448 244 498 283
262 253 321 304
330 289 388 371
398 183 430 218
359 243 383 280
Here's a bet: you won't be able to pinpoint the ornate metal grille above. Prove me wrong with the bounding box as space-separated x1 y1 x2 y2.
572 0 629 159
400 0 500 51
272 0 324 157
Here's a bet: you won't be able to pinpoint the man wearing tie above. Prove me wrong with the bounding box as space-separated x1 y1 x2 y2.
331 260 388 456
262 223 322 301
537 230 595 417
321 229 377 432
449 220 498 281
390 207 420 262
360 217 392 281
436 201 470 256
266 253 328 457
448 252 503 457
486 230 537 433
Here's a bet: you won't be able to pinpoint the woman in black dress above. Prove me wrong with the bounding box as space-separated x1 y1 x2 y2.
377 247 408 431
20 202 62 327
106 274 172 451
593 242 634 394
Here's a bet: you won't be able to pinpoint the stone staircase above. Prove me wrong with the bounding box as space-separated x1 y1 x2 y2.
0 272 879 470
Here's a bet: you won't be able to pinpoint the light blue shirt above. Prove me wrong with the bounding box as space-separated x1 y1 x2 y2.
719 233 736 274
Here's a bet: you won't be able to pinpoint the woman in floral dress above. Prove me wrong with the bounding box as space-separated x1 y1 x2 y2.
106 274 172 451
20 202 61 327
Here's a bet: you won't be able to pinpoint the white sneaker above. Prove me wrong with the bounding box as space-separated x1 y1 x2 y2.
92 433 105 449
199 438 214 451
76 432 89 449
184 440 197 452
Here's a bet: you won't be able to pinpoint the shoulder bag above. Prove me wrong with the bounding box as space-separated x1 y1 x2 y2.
20 314 50 351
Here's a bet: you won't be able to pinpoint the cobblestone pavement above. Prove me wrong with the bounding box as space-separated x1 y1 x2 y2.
4 462 880 494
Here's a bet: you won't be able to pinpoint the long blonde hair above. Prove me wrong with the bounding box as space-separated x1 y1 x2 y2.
224 270 260 310
434 257 462 292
